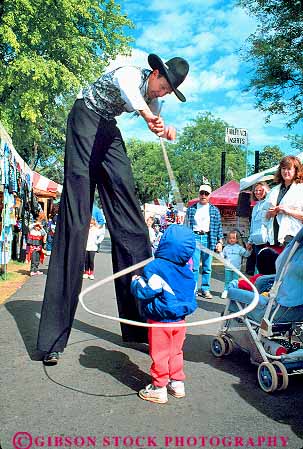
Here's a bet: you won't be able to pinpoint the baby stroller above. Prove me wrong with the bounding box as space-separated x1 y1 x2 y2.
211 228 303 393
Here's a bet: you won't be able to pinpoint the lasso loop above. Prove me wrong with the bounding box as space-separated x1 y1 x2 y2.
79 242 259 327
79 101 259 326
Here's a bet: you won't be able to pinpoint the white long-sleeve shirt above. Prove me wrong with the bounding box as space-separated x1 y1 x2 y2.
248 199 268 245
263 183 303 244
80 66 160 120
86 226 105 252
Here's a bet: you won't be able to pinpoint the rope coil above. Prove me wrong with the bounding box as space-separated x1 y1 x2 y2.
79 242 259 327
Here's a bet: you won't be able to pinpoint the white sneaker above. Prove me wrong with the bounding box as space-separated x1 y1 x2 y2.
89 273 95 280
221 290 228 299
83 273 88 279
167 380 185 398
201 290 213 299
138 384 168 404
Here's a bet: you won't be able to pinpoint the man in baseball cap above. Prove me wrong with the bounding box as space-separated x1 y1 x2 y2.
199 184 212 195
186 184 223 299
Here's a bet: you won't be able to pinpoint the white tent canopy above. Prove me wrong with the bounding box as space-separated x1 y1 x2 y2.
240 152 303 191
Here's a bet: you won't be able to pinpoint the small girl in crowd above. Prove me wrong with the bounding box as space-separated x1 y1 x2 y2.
220 229 251 299
83 218 105 280
152 222 163 253
26 222 46 276
146 216 156 246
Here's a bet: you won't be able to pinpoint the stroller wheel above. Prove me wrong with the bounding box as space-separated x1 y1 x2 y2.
257 362 278 393
211 337 226 357
222 335 234 355
272 361 289 391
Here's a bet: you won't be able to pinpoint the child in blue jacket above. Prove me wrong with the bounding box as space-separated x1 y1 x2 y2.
131 224 196 404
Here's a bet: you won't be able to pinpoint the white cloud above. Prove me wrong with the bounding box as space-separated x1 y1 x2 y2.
189 31 220 56
198 71 238 92
211 103 291 150
212 54 240 76
136 11 195 52
144 0 219 12
107 48 149 71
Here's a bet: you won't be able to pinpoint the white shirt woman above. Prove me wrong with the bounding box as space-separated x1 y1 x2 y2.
263 156 303 246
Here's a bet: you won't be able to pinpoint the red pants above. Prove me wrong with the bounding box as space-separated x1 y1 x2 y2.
148 319 186 387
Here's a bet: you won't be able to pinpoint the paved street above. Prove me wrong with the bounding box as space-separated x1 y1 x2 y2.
1 235 303 449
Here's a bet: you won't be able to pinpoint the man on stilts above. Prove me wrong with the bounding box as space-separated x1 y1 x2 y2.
37 53 189 365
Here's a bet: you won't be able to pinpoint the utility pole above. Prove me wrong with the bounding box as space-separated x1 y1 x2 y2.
221 151 226 186
254 150 260 173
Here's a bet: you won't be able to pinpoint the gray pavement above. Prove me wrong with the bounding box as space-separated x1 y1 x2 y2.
1 235 303 449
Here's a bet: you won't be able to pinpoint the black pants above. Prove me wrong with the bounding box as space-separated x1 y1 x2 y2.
37 99 151 353
245 243 267 275
85 251 96 272
30 250 40 272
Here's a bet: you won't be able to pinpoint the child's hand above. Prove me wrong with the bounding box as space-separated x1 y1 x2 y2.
215 242 223 252
132 275 140 281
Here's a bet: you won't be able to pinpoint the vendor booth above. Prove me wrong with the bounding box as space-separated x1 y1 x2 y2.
0 122 61 268
187 181 250 238
32 171 62 217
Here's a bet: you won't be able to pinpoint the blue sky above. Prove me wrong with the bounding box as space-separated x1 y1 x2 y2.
111 0 302 157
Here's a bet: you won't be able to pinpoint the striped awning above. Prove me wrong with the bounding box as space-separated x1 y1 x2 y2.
32 171 62 194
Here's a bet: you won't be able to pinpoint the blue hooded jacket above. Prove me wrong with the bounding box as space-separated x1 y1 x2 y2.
131 224 197 322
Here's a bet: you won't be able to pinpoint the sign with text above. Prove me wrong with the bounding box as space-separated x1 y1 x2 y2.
225 127 248 145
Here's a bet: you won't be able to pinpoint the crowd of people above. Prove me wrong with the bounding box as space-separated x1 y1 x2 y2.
26 152 303 405
25 153 303 405
25 203 106 280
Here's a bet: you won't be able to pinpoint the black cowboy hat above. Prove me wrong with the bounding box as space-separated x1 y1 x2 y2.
148 54 189 102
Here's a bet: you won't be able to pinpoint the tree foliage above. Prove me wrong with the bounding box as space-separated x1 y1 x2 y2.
126 138 172 204
0 0 133 171
287 134 303 154
127 113 247 204
238 0 303 127
258 145 284 171
172 113 247 200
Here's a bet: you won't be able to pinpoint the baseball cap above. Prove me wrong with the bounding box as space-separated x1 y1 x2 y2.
199 184 212 194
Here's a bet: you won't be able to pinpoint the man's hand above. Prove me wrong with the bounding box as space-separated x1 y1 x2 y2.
162 126 176 141
139 109 176 140
146 115 165 136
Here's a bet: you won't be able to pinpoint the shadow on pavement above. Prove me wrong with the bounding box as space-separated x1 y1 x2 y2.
197 297 225 314
79 345 150 391
41 341 151 398
5 299 147 361
6 299 303 439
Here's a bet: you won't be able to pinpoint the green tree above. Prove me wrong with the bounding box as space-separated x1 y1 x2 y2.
172 113 247 201
127 114 247 205
238 0 303 127
288 134 303 154
0 0 133 171
126 138 171 204
258 145 284 171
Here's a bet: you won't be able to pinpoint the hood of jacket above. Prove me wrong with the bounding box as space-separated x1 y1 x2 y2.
155 224 195 265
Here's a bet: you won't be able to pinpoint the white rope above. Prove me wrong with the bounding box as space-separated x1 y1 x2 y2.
79 242 260 327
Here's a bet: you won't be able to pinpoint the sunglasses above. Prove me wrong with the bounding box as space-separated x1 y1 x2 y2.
199 191 210 196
